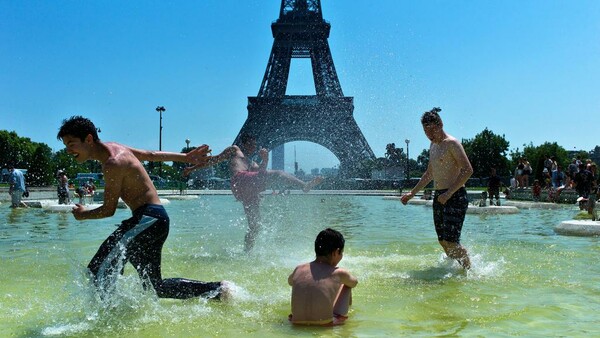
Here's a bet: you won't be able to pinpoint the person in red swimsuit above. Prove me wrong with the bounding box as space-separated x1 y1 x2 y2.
185 134 322 251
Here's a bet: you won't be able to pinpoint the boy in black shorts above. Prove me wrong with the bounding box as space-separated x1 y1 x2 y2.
57 116 229 299
400 108 473 269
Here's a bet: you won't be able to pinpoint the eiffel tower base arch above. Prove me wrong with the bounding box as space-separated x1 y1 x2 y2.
235 96 375 178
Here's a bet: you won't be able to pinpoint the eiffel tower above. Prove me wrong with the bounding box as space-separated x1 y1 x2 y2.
235 0 375 177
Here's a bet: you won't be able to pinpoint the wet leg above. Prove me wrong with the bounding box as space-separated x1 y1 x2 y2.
440 240 471 269
243 201 261 252
265 170 322 192
128 226 223 299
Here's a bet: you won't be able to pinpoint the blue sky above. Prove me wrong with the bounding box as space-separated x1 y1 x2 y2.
2 1 599 173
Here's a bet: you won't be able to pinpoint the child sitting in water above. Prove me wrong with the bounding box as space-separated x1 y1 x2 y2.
288 228 358 326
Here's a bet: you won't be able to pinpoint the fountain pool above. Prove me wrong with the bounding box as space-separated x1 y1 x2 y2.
1 194 599 336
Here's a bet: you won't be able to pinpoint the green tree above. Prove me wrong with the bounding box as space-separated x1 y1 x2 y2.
462 128 510 178
385 143 405 166
416 148 429 173
159 163 181 182
0 130 35 168
28 144 54 186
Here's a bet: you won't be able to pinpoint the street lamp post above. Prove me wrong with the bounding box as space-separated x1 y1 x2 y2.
405 139 410 184
156 106 166 177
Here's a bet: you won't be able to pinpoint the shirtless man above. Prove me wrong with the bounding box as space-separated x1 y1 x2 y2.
184 134 322 251
288 228 358 326
57 116 228 299
400 108 473 269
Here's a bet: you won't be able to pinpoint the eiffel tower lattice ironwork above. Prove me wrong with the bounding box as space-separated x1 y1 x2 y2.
235 0 375 177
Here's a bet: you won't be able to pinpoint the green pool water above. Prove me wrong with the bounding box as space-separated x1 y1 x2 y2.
1 195 599 337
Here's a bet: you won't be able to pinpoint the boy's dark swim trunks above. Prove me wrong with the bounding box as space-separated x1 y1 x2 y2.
432 187 468 243
87 204 222 299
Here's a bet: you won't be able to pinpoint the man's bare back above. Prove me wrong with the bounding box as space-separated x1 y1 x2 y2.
288 261 357 324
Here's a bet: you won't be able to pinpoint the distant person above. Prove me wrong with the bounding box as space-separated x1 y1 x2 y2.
184 133 323 251
477 191 487 207
589 163 598 217
400 107 473 269
75 182 87 205
515 159 524 188
542 168 552 188
57 116 229 300
550 156 558 172
288 228 358 326
57 170 70 205
510 175 517 190
522 158 532 188
532 179 542 202
552 165 565 189
487 168 502 206
567 158 579 186
87 178 96 193
573 163 593 200
543 155 553 178
574 163 592 197
7 164 28 208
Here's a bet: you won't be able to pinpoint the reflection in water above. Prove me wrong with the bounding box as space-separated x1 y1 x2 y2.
7 207 27 225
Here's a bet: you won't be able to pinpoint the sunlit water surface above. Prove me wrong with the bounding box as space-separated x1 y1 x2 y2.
2 195 600 337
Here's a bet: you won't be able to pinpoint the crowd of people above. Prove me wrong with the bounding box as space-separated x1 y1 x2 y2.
55 171 97 205
508 155 598 218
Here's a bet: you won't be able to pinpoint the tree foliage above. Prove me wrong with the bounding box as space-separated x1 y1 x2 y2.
462 128 510 178
28 144 54 186
385 143 406 166
0 130 36 169
415 149 429 173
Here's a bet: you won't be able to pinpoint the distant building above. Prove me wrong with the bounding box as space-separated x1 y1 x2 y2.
296 169 306 179
320 167 339 178
271 145 285 171
372 166 404 180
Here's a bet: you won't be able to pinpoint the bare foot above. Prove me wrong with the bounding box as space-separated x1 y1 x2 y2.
303 176 324 193
218 280 233 301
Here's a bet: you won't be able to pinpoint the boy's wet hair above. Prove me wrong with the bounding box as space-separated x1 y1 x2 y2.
314 228 345 257
57 116 99 142
421 107 442 126
240 133 255 145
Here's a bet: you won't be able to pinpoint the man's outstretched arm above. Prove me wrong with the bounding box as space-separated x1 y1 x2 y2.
183 146 238 177
129 144 213 165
